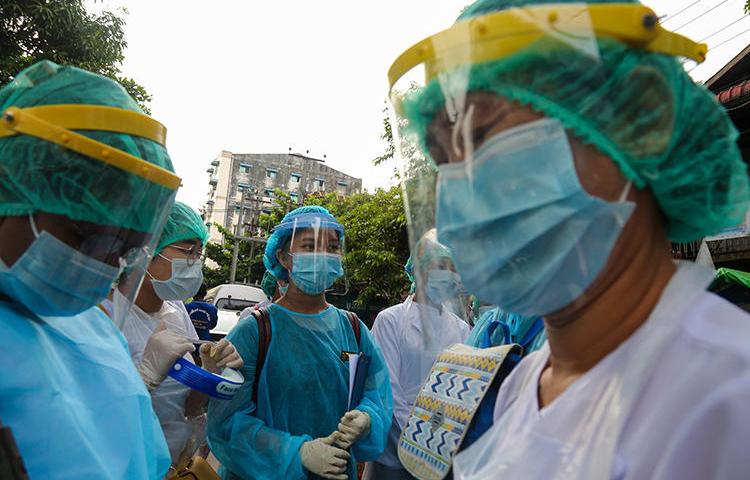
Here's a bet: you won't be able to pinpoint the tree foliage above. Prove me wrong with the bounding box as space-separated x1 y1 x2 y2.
0 0 152 112
203 187 411 308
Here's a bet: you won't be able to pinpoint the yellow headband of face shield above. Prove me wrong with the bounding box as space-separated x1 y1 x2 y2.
388 3 707 96
0 104 181 190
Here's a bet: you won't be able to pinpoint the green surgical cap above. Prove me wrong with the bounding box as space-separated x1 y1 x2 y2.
261 270 278 298
156 202 210 254
0 61 175 233
404 0 749 242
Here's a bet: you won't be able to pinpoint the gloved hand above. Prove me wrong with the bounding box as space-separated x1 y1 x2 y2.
336 410 371 449
299 433 350 480
138 320 195 391
199 338 243 374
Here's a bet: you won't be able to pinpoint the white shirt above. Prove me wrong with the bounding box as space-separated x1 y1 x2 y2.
453 263 750 479
371 296 470 467
119 298 200 464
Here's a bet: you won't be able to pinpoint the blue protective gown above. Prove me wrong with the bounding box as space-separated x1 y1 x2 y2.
207 304 393 480
466 307 546 352
0 299 171 479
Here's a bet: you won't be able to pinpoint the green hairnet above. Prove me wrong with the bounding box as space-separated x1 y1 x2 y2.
156 202 210 254
403 0 749 242
261 270 278 298
0 61 175 233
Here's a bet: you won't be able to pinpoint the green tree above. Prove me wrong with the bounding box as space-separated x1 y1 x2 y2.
204 187 411 309
0 0 152 112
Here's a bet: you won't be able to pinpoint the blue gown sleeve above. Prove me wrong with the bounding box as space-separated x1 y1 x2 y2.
350 320 394 461
206 317 311 480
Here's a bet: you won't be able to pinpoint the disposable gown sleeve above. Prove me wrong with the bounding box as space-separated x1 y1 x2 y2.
206 318 310 480
371 311 411 431
465 310 494 348
350 320 394 461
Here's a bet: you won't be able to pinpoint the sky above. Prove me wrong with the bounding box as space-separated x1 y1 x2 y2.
94 0 750 211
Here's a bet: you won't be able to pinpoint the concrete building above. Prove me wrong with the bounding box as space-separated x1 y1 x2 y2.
203 150 363 242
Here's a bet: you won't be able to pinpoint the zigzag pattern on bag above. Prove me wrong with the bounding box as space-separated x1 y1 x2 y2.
398 344 519 480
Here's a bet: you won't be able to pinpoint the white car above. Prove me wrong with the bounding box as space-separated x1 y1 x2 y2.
204 284 267 338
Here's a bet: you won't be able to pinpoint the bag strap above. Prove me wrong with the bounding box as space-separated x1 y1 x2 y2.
251 307 271 405
345 310 361 347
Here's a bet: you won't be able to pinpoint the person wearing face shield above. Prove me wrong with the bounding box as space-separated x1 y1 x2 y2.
207 206 393 480
108 201 244 468
367 229 469 480
389 1 750 478
0 61 182 478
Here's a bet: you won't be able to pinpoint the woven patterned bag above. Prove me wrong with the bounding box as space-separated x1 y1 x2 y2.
397 343 521 480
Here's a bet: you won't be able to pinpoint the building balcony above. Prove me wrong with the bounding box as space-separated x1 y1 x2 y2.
211 159 219 166
209 177 218 185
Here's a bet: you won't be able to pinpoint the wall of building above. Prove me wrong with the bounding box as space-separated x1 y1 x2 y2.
203 151 362 242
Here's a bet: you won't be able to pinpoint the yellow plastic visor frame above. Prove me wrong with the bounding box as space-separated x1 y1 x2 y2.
388 3 707 95
0 106 180 190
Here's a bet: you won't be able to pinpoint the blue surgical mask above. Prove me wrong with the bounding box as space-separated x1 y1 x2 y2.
278 283 289 296
425 269 461 305
289 253 343 295
436 118 634 316
0 215 121 316
149 255 204 301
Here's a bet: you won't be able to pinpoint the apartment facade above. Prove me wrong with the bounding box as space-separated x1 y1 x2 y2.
203 150 362 242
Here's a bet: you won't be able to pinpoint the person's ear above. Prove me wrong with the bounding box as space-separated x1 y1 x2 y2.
276 249 290 271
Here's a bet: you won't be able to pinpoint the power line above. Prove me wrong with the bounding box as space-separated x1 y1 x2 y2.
662 0 708 23
711 25 750 51
673 0 733 32
698 15 750 42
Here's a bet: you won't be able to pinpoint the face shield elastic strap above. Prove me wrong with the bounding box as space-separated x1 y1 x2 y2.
0 105 181 190
388 3 707 103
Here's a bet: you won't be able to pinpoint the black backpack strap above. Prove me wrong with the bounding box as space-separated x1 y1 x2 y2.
251 307 271 405
345 310 361 348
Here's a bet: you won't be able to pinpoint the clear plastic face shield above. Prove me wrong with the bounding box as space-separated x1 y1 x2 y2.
273 213 349 298
0 104 180 326
388 3 706 317
409 228 470 324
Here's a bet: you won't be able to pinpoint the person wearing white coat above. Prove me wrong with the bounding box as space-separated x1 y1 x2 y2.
367 230 470 480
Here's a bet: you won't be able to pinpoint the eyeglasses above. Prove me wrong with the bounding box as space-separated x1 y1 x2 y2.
164 244 203 266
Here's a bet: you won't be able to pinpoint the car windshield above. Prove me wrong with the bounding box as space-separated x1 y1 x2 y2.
216 297 257 311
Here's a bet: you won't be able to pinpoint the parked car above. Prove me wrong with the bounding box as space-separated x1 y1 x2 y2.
204 284 267 338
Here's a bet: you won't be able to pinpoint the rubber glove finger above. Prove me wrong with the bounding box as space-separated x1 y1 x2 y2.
331 447 350 461
330 456 347 468
216 349 242 368
337 424 358 437
322 432 339 446
212 338 230 357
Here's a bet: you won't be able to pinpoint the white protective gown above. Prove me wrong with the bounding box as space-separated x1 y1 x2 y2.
453 262 750 479
371 296 470 468
118 296 201 464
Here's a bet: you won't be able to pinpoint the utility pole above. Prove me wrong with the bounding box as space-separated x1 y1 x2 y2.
229 187 248 283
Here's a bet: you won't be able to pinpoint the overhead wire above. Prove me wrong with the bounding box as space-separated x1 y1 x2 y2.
672 0 733 32
662 0 708 23
698 15 750 42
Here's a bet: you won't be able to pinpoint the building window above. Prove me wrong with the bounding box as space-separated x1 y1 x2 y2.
290 192 299 202
239 163 251 173
238 182 252 190
291 173 301 183
315 178 325 188
264 189 275 198
266 169 277 179
337 180 347 187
